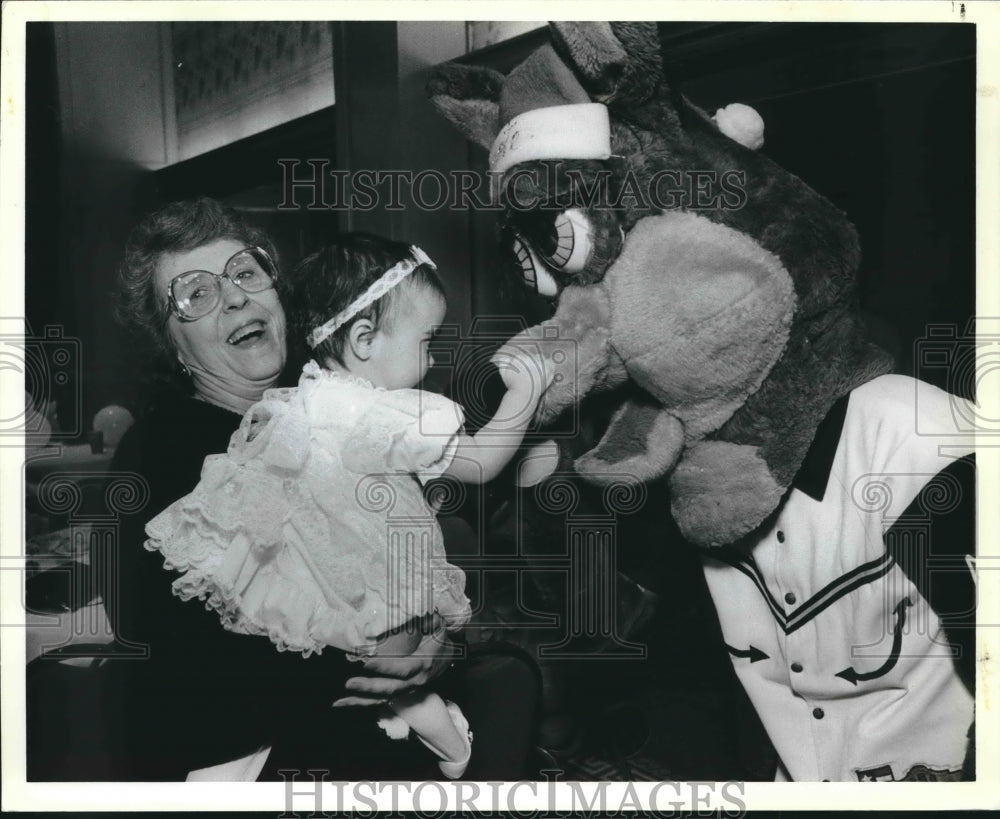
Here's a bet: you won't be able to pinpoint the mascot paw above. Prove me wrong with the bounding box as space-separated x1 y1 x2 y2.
574 447 668 487
573 450 623 485
669 441 785 548
573 402 685 486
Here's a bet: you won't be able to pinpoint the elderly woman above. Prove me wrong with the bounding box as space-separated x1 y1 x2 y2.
105 198 538 781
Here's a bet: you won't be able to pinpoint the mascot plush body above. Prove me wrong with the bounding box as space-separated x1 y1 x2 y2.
430 22 976 782
430 22 892 547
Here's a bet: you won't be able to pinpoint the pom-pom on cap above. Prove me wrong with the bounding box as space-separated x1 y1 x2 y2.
713 103 765 151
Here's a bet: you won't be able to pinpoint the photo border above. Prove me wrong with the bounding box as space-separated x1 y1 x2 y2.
2 0 998 812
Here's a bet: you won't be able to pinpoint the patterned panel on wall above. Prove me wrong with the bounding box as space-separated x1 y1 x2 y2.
171 21 334 156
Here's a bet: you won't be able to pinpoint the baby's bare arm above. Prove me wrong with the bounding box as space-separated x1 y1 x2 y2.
446 342 556 484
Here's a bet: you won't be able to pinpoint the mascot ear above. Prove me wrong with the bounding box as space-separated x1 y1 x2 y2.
549 21 663 105
427 63 504 151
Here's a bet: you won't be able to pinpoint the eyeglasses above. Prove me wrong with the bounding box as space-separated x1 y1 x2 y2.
166 246 277 321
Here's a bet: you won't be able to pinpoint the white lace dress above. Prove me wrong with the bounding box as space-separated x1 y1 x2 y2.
145 361 472 658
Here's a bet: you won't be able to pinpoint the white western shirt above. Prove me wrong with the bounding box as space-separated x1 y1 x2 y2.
702 375 976 781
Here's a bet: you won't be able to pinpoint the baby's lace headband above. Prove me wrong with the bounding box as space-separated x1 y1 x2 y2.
307 245 436 349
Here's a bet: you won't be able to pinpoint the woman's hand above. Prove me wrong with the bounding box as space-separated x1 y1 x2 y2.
331 625 461 707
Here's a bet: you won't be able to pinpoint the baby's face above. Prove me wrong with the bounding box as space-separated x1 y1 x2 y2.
368 284 446 390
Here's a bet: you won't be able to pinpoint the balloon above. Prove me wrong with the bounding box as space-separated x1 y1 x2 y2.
92 405 135 449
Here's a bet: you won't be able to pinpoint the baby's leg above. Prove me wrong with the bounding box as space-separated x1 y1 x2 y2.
387 690 471 778
369 617 471 777
374 627 423 657
368 612 435 656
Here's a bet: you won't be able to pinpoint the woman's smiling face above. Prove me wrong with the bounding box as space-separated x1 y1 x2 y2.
155 238 287 400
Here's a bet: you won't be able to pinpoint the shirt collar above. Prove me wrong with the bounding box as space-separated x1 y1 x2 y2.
791 393 851 502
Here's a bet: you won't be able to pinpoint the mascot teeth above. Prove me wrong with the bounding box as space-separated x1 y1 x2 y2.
512 235 560 297
548 209 592 274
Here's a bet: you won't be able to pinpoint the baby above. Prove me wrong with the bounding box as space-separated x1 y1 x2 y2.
145 233 553 778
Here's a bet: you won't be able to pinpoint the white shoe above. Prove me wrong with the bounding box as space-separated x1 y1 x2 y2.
379 699 474 779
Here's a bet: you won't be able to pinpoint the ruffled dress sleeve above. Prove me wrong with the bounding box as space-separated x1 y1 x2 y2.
339 385 465 484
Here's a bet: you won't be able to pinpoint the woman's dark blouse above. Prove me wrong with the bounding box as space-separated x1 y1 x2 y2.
105 390 355 780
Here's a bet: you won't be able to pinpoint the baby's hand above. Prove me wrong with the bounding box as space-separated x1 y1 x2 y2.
491 338 556 404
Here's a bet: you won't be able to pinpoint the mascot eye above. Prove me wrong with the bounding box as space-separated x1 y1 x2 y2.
512 235 537 287
511 234 559 298
539 209 592 274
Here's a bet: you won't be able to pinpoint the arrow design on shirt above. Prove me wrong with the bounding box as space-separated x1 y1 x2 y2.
835 597 912 686
725 643 770 663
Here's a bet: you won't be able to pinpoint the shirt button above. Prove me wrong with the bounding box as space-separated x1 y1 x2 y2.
791 663 803 673
812 708 825 720
777 530 786 543
785 592 797 605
